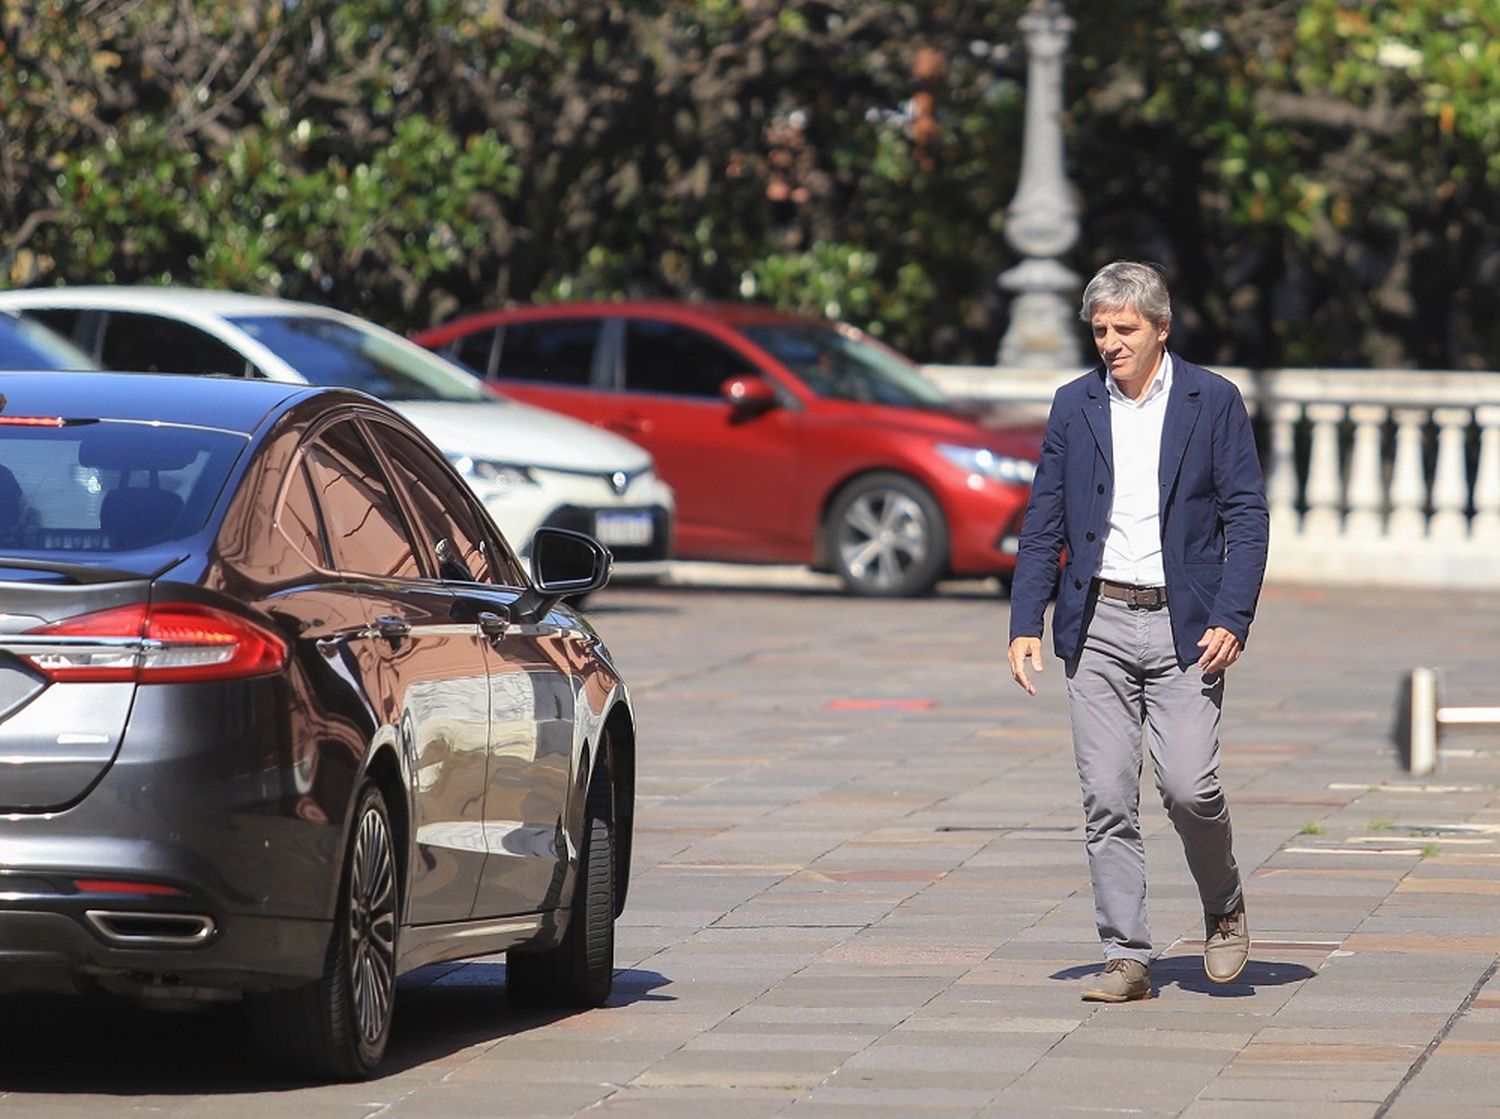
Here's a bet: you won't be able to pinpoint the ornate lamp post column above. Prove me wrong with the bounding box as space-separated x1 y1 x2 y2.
997 0 1082 369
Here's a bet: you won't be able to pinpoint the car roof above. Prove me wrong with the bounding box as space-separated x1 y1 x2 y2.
424 299 817 332
0 371 324 432
0 286 339 319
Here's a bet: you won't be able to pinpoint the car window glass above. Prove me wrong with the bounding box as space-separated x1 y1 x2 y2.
370 422 527 586
99 312 255 377
277 458 331 570
233 314 492 401
446 329 498 378
623 319 747 398
23 308 83 344
0 313 96 370
0 420 244 552
302 421 421 580
495 320 598 385
739 323 950 407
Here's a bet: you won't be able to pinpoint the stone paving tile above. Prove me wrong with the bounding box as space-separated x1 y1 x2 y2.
977 1104 1181 1119
990 1053 1231 1113
585 1086 803 1116
149 1105 384 1119
1387 1053 1500 1108
726 1004 918 1028
800 1084 1001 1111
1180 1103 1379 1118
1196 1069 1400 1102
778 1102 981 1118
630 1048 847 1091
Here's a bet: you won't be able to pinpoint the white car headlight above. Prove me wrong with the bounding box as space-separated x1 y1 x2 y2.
936 444 1037 485
446 454 538 489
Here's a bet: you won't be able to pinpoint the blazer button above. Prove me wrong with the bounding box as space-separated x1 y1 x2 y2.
1085 531 1096 542
1097 484 1105 494
1074 579 1083 589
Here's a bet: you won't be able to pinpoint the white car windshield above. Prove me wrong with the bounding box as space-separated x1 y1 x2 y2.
232 314 493 402
739 323 950 408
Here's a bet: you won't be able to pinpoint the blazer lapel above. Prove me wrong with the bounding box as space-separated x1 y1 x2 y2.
1082 368 1113 475
1159 356 1202 514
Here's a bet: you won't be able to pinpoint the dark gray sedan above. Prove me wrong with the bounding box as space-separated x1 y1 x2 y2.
0 372 636 1080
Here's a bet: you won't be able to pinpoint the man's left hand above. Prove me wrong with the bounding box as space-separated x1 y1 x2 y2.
1196 627 1242 674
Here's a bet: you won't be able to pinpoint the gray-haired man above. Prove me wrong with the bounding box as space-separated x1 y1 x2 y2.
1007 261 1269 1002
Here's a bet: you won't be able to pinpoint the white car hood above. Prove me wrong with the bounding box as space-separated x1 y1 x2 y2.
393 400 653 473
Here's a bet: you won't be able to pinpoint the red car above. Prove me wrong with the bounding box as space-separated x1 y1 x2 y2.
414 302 1041 597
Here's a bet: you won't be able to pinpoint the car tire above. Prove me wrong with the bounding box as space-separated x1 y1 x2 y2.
247 783 399 1081
506 748 615 1008
825 472 949 597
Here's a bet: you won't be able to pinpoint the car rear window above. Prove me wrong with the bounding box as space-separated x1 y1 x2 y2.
0 420 246 553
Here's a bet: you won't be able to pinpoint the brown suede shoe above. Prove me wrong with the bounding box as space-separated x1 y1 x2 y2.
1081 958 1150 1003
1204 899 1250 983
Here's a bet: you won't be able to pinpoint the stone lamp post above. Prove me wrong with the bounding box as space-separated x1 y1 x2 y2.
997 0 1082 369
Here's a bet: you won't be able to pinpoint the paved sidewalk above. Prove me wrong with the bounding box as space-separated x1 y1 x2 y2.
2 577 1498 1117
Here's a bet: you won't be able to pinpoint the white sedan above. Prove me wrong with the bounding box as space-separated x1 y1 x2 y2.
0 288 674 563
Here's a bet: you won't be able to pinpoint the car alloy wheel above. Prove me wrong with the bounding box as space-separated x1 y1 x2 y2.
347 791 399 1050
248 782 399 1080
506 740 616 1007
826 472 949 597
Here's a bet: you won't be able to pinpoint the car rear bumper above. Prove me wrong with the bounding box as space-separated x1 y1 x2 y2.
0 897 331 997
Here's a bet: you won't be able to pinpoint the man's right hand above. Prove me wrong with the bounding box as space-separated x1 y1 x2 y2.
1008 636 1044 696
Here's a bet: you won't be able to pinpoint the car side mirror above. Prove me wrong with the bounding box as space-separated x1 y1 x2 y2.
721 374 779 419
510 527 613 624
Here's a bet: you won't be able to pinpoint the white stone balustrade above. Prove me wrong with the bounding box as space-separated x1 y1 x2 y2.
924 363 1500 589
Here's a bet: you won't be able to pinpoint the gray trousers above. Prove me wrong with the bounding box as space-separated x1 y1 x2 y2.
1064 592 1242 963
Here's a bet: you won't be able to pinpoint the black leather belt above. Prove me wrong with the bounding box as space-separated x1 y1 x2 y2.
1095 579 1168 610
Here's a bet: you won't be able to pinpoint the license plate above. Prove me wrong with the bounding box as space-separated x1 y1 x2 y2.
594 511 653 547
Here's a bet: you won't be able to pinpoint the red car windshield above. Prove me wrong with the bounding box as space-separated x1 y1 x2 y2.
738 323 951 409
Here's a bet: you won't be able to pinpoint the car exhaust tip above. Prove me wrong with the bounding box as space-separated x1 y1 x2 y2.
84 910 216 947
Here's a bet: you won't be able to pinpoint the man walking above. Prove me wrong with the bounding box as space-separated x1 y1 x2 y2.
1007 261 1269 1002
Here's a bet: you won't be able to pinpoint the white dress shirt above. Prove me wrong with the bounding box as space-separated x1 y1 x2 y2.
1097 352 1172 586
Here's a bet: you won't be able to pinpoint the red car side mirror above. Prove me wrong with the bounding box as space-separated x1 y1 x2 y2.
721 374 779 418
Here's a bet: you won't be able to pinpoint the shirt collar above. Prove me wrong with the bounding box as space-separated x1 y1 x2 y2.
1105 350 1172 407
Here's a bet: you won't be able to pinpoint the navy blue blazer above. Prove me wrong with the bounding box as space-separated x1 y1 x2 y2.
1008 355 1270 667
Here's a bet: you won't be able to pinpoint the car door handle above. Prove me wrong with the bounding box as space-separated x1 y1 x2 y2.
476 610 509 639
374 615 411 642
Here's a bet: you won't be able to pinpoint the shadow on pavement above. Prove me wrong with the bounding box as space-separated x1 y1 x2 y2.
1050 956 1317 999
0 966 671 1094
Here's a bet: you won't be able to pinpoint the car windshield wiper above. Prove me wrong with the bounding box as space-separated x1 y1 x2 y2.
0 555 185 584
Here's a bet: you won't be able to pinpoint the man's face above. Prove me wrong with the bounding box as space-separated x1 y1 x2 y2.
1091 304 1169 396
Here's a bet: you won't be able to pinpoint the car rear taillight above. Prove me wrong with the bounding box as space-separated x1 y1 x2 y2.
22 603 288 683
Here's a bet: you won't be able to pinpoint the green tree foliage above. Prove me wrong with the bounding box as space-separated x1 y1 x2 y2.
1068 0 1498 367
0 1 1495 368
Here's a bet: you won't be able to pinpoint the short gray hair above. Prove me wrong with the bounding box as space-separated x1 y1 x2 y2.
1080 261 1172 326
